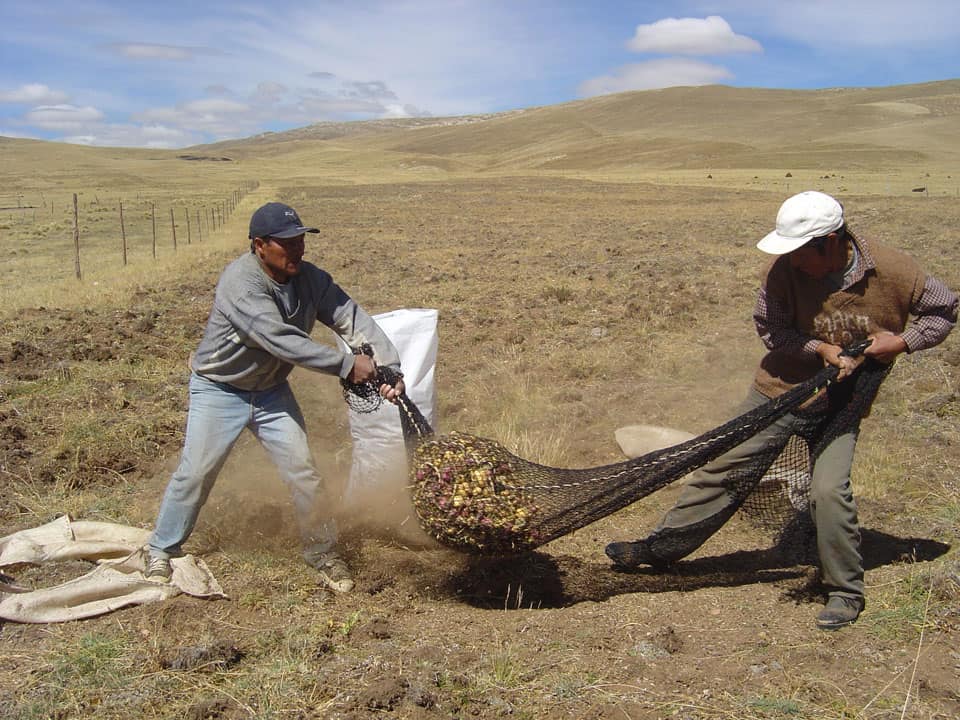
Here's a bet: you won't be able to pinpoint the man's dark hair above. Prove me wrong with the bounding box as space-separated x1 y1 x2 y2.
809 224 847 253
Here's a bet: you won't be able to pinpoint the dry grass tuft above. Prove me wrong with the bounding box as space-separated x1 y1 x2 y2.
3 83 960 719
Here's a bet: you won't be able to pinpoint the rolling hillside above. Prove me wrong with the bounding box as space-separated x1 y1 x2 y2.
195 79 960 173
4 80 958 195
2 78 960 719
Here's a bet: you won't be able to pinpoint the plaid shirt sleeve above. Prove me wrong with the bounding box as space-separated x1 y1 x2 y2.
898 275 959 352
754 287 822 357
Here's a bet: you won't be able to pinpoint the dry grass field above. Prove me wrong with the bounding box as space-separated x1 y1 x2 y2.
1 81 959 719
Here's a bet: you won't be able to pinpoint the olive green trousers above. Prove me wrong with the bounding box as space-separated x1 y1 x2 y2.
655 388 864 600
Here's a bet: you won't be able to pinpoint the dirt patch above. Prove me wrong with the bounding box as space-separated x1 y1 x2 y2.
162 640 245 671
0 280 214 496
2 178 959 719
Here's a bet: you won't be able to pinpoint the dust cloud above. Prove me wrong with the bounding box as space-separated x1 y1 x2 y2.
141 429 435 560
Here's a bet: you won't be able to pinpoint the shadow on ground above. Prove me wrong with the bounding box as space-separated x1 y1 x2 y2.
440 527 951 609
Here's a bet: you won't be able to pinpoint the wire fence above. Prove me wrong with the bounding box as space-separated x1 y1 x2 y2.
0 181 260 282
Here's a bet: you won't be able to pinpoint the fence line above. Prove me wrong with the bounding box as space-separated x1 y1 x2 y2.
151 202 157 260
72 193 81 280
27 181 260 280
120 201 128 266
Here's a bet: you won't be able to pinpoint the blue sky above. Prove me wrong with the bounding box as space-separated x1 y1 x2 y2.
1 1 958 149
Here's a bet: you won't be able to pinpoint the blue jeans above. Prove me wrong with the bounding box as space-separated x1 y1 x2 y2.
149 374 336 563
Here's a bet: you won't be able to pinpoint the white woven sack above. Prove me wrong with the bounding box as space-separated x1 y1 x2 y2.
338 308 438 502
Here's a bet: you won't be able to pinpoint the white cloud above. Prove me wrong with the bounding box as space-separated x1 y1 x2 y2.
204 85 234 98
0 83 69 105
135 98 251 127
132 95 273 140
183 98 250 115
294 94 384 116
0 2 563 146
24 104 105 130
628 16 762 56
127 77 429 141
382 103 432 119
60 122 198 148
216 1 543 118
341 81 398 102
58 134 98 145
141 124 191 141
11 97 195 148
0 127 39 139
104 43 220 61
250 82 288 106
578 59 734 97
5 2 952 149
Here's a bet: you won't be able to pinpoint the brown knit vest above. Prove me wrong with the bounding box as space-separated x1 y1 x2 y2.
753 235 925 400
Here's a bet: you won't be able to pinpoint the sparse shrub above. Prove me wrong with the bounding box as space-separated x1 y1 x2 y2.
542 285 574 303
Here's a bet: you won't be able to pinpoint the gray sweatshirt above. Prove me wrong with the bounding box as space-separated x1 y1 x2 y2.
191 252 400 391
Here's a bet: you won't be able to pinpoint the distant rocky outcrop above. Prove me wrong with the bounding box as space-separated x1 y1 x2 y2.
177 154 233 162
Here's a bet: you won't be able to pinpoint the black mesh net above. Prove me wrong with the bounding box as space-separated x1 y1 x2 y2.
343 345 889 557
608 358 890 566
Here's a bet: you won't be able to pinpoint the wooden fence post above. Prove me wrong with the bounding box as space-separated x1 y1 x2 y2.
120 201 128 266
72 193 82 280
185 208 191 244
151 202 157 259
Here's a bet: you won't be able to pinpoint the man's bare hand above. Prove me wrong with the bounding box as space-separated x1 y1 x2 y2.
817 343 865 381
379 378 405 404
347 353 377 384
864 331 907 364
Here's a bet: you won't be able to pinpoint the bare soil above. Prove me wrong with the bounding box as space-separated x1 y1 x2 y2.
2 177 959 719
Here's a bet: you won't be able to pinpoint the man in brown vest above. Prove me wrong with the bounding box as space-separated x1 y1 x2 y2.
607 190 957 630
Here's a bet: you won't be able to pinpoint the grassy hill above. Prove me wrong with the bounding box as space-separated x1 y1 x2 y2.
1 80 959 720
196 79 960 173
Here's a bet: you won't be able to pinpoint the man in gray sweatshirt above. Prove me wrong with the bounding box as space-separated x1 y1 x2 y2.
146 202 405 593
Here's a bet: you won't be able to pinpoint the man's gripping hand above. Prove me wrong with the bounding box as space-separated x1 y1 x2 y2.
347 353 405 404
863 331 908 364
347 353 377 384
817 342 865 381
379 378 405 403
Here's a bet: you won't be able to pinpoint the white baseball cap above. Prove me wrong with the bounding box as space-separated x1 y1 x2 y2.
757 191 845 255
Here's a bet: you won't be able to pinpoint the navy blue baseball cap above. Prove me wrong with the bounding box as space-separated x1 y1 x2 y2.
248 202 320 239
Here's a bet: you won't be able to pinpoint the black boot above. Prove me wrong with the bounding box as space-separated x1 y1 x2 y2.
605 538 672 569
815 595 864 630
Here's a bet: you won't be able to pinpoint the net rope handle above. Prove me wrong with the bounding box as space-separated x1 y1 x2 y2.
501 337 877 491
342 338 874 452
341 344 434 438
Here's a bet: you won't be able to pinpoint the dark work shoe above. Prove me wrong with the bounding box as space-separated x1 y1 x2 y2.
816 595 864 630
605 539 671 569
